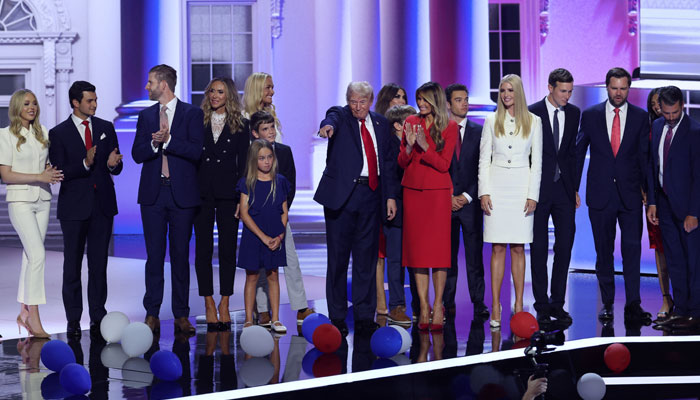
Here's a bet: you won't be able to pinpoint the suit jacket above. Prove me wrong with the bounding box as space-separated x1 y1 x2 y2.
198 120 249 201
0 125 52 202
384 133 404 227
49 116 122 220
313 106 397 211
398 115 458 190
132 100 204 208
529 99 581 203
274 142 296 209
576 101 649 210
450 119 483 203
647 114 700 220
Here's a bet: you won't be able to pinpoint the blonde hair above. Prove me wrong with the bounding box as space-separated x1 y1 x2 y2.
416 82 449 151
243 72 281 133
245 139 278 206
201 77 245 132
494 74 533 138
9 89 48 151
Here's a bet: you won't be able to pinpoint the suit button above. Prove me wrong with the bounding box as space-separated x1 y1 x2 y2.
203 146 206 150
613 178 616 183
227 139 231 142
508 145 512 149
223 150 227 153
217 159 220 163
508 160 511 164
206 158 210 162
509 132 513 135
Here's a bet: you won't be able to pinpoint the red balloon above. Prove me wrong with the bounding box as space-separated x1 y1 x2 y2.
604 343 631 373
509 312 539 339
312 353 342 377
312 323 342 354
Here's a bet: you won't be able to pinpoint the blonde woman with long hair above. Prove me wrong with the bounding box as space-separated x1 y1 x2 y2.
194 77 250 331
0 89 63 338
478 74 542 329
242 72 281 142
398 82 458 331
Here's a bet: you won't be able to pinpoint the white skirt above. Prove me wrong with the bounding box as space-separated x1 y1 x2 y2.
483 165 534 244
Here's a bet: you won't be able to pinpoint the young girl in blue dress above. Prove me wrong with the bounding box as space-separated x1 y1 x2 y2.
238 139 290 333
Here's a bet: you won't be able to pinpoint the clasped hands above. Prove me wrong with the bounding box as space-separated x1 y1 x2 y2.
152 127 170 147
262 233 284 251
479 195 537 216
404 123 429 154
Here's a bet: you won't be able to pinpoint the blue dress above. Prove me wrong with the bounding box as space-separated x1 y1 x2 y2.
237 175 289 271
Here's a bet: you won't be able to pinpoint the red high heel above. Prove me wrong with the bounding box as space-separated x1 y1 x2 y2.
417 307 431 331
430 307 445 331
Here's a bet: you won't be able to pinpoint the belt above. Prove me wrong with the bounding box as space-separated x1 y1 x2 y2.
354 176 370 185
160 176 171 185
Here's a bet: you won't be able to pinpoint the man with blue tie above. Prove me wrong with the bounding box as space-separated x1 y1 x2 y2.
315 81 397 336
132 64 203 335
576 67 651 323
528 69 581 326
646 86 700 332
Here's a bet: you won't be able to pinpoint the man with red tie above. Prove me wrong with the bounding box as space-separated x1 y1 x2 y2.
315 81 397 336
576 67 651 323
49 81 123 338
646 86 700 332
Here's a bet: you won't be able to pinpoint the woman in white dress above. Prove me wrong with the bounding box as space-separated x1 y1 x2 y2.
478 74 542 328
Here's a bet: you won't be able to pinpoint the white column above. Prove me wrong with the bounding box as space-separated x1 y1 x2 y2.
459 0 493 107
87 0 122 121
158 0 184 98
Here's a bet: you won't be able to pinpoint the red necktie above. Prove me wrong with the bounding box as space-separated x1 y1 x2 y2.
662 125 674 193
82 120 92 150
455 125 462 160
611 108 620 157
359 119 378 191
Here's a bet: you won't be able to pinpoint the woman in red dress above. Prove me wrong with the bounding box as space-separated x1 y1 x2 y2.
646 88 672 321
398 82 457 331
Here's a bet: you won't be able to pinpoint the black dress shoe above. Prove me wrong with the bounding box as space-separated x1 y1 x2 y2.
672 316 700 330
67 321 82 339
653 312 684 326
474 303 490 319
89 322 103 339
355 319 379 335
536 312 551 325
331 319 349 337
598 304 614 321
551 308 573 324
624 304 652 321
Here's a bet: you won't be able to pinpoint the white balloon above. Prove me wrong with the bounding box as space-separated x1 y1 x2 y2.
100 311 130 343
121 322 154 357
239 357 274 387
577 372 606 400
100 343 129 369
390 353 410 366
240 325 274 357
121 357 154 388
389 325 412 354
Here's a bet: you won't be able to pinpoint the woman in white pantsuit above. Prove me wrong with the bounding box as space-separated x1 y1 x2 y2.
478 75 542 329
0 89 63 338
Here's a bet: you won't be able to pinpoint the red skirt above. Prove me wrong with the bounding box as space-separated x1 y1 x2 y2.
647 221 664 252
402 187 451 268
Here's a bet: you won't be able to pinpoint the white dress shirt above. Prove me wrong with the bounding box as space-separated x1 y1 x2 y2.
658 113 684 187
605 100 628 143
71 113 93 170
152 96 178 152
545 97 565 149
357 113 380 177
457 118 472 204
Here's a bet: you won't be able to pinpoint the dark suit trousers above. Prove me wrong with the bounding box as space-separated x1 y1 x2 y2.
657 192 700 317
194 198 238 296
588 188 642 306
383 224 405 309
61 194 112 323
324 184 380 321
141 183 197 318
530 180 576 314
444 204 485 308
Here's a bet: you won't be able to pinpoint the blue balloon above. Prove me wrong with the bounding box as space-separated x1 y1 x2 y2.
370 327 402 358
149 350 183 381
40 340 77 372
41 372 72 399
301 348 323 376
301 313 331 343
59 363 92 395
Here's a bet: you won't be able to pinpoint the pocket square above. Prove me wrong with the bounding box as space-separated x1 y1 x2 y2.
100 133 106 140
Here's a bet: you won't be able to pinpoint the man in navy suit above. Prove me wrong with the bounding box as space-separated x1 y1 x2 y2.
576 67 651 322
315 81 397 335
132 64 203 335
529 69 581 326
442 83 488 320
49 81 123 338
646 86 700 332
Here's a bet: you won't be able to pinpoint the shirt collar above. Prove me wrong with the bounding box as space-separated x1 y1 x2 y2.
606 100 628 114
545 96 561 113
71 112 90 127
162 97 178 112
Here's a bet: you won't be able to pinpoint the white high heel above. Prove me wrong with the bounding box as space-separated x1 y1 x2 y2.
489 305 502 329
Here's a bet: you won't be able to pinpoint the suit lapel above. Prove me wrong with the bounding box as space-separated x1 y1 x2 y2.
667 114 689 169
618 105 637 155
66 116 88 155
346 107 362 154
596 103 615 158
170 100 185 136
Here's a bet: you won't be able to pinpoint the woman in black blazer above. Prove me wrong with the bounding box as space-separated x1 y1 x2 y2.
195 77 250 331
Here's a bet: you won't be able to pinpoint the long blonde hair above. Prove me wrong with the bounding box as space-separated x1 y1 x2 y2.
245 139 278 206
243 72 281 133
201 77 245 132
9 89 48 151
416 82 449 151
494 74 533 138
